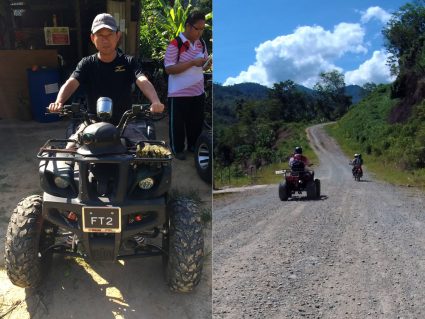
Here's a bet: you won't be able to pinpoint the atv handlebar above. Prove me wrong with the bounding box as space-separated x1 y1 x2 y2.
46 102 154 124
45 102 86 117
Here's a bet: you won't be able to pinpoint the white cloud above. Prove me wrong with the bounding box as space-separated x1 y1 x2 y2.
224 23 366 88
360 6 391 24
344 50 395 86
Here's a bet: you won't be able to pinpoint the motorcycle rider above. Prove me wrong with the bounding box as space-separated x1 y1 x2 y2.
288 146 309 170
350 153 363 176
48 13 164 123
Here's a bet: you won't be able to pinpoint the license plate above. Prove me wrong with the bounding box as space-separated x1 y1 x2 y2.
82 207 121 233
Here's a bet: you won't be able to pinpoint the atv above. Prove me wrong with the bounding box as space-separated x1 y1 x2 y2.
4 98 204 292
276 167 320 201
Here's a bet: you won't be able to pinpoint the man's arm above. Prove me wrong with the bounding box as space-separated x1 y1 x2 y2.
135 75 164 113
165 58 206 75
48 78 80 112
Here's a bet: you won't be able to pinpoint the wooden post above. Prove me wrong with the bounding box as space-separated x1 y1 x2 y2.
0 1 15 49
75 0 82 60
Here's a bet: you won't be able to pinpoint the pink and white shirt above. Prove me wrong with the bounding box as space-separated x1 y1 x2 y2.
164 33 208 97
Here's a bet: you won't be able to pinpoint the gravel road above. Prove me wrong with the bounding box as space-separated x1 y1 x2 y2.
213 123 425 318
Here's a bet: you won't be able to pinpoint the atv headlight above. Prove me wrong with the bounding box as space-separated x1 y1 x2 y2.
138 177 154 190
54 175 70 189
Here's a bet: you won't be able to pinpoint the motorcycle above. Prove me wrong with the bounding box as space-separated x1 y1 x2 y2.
351 164 363 181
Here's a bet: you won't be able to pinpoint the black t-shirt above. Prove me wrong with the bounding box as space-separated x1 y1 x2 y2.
71 51 144 125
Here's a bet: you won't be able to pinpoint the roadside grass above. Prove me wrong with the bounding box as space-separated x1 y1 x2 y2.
323 84 425 188
214 150 319 190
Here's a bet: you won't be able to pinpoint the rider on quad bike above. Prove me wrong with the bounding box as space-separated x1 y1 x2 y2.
276 146 320 201
288 146 309 171
5 13 204 293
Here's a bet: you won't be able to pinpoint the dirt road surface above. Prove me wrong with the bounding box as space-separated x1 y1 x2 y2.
213 124 425 318
0 118 211 319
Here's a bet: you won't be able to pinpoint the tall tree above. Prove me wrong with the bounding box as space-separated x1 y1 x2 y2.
383 0 425 119
383 0 425 75
314 70 351 120
269 80 314 121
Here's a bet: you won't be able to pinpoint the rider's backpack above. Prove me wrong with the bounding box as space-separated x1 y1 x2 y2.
291 159 305 172
353 158 362 166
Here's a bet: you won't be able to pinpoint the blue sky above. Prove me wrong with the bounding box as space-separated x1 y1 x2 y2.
213 0 411 87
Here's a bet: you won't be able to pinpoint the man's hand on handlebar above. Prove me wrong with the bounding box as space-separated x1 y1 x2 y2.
48 102 63 113
150 101 165 113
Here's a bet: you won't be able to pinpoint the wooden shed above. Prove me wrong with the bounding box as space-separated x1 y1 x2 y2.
0 0 141 120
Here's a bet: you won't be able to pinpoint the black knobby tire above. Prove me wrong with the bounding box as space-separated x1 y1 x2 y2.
5 195 55 288
194 131 212 184
279 182 289 201
163 197 204 292
315 179 321 199
306 181 317 199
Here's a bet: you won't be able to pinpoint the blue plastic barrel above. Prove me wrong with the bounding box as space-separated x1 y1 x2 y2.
27 68 60 122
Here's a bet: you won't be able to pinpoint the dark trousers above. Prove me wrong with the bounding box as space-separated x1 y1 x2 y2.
168 94 205 154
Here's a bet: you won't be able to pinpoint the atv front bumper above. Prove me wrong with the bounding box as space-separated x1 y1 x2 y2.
42 193 166 260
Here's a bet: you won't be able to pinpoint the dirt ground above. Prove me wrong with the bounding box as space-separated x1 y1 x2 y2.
213 124 425 318
0 117 212 319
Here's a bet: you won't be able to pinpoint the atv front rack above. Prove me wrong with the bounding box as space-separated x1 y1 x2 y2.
37 139 173 162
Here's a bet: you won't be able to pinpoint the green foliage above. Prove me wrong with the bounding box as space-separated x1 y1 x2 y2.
362 82 378 96
139 0 212 62
268 80 317 121
314 70 351 119
214 122 318 188
382 0 425 115
383 0 425 75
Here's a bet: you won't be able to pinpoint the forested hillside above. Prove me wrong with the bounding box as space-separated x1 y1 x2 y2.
214 77 366 177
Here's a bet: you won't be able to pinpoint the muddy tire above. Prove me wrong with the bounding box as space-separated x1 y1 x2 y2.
163 197 204 292
5 195 55 288
306 181 317 199
315 179 321 198
194 131 212 184
279 182 289 201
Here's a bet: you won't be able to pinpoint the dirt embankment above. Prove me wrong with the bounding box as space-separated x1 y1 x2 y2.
0 118 211 319
213 124 425 318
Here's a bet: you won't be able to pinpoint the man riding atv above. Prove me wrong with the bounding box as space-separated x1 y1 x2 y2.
49 13 164 124
4 14 204 294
